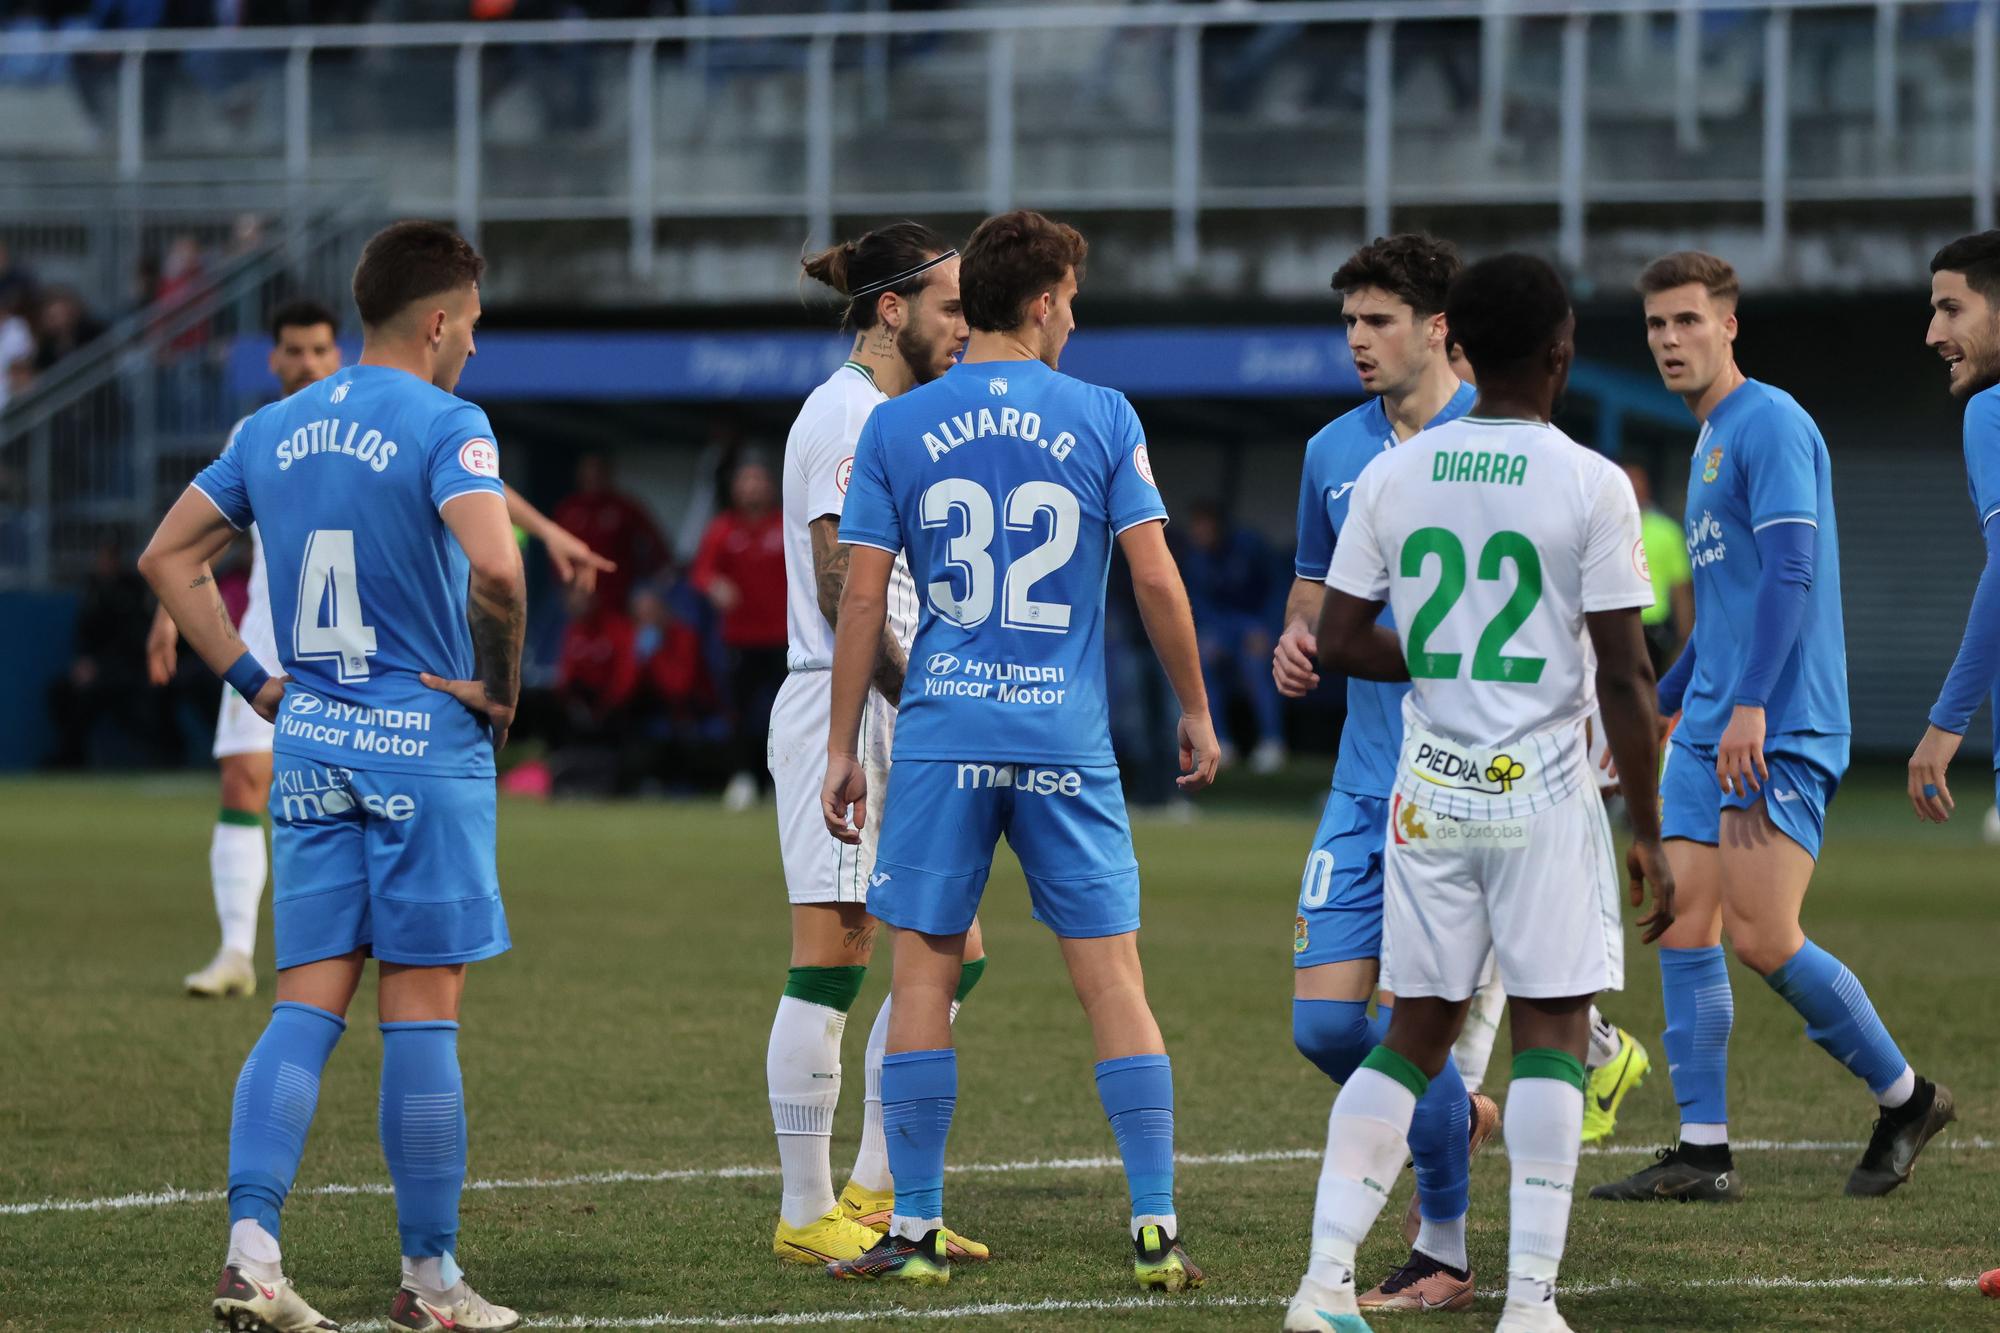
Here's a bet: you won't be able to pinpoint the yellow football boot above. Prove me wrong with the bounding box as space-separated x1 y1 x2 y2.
837 1181 991 1260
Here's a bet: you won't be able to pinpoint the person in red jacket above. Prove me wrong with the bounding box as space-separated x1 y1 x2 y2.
692 457 788 810
555 583 640 741
552 452 670 613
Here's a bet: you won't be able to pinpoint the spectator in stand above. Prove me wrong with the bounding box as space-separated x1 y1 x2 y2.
626 569 725 790
0 241 34 314
1624 460 1696 671
0 292 36 412
1180 498 1289 773
553 581 640 743
690 455 786 812
45 539 174 767
34 286 108 371
552 451 670 611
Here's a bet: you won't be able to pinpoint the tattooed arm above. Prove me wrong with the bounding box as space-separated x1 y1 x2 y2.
138 488 286 720
810 514 907 705
425 491 528 749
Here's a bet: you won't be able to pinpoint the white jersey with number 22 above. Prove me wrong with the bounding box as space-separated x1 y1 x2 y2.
1326 416 1653 821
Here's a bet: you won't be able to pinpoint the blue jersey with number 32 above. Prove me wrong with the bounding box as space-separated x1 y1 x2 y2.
839 358 1167 765
191 364 506 777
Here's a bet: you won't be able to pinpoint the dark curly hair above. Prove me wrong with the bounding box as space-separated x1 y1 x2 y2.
1445 253 1571 378
1331 234 1464 317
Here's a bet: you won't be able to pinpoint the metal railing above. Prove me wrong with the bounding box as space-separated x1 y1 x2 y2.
0 0 1993 290
0 193 381 588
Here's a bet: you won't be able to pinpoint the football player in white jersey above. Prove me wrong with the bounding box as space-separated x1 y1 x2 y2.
764 222 989 1266
148 300 608 998
1284 254 1672 1333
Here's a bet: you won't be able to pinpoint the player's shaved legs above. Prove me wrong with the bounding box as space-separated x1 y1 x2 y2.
1293 957 1378 1002
273 950 367 1017
885 927 965 1053
1657 838 1723 948
1059 932 1165 1061
220 751 273 814
380 962 469 1023
1716 806 1811 974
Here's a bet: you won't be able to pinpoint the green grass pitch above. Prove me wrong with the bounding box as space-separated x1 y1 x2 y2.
0 768 1992 1331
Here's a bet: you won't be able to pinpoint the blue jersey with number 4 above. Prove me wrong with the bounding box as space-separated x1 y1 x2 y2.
191 364 506 777
839 357 1167 765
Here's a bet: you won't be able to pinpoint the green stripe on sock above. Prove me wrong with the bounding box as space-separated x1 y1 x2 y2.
1512 1047 1587 1091
1360 1044 1430 1098
783 965 867 1013
217 808 262 828
954 956 987 1004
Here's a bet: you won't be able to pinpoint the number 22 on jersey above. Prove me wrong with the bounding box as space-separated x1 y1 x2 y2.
1400 526 1546 684
294 528 379 682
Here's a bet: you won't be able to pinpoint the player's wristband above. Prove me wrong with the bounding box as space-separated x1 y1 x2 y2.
222 651 272 703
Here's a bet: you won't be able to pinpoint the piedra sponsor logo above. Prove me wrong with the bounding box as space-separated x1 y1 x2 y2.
1410 742 1528 796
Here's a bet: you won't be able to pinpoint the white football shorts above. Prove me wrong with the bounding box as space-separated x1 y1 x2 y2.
1379 788 1624 1002
212 686 276 760
767 668 895 905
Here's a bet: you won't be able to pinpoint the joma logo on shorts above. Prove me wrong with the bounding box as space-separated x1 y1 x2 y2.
954 764 1083 796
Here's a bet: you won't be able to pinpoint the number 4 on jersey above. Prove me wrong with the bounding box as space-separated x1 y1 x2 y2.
294 528 378 682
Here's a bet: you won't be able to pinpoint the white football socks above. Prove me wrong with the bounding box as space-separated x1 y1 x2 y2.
767 995 846 1228
211 818 267 957
848 998 893 1194
226 1217 282 1283
1585 1007 1620 1072
402 1252 462 1299
1504 1077 1583 1314
1452 956 1507 1092
1306 1067 1418 1290
1414 1210 1469 1272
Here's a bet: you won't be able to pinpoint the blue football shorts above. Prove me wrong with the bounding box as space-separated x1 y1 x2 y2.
268 754 508 969
868 761 1140 939
1659 733 1846 860
1293 789 1388 968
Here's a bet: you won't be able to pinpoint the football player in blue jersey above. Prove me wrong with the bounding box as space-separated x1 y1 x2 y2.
1591 251 1953 1205
1911 231 2000 829
818 209 1219 1291
140 221 527 1333
1271 233 1496 1313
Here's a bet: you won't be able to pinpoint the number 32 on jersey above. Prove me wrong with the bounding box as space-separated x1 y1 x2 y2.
920 478 1080 634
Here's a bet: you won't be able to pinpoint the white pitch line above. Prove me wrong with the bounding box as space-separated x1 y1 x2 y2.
143 1277 1986 1333
9 1137 1992 1219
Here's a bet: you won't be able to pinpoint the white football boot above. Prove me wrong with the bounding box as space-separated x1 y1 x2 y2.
211 1265 338 1332
388 1280 520 1332
186 947 256 998
1282 1272 1375 1331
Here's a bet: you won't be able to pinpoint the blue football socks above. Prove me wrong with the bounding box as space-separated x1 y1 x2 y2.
1764 939 1910 1098
379 1021 467 1259
1660 946 1733 1136
881 1048 957 1236
228 1002 346 1240
1094 1053 1176 1224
